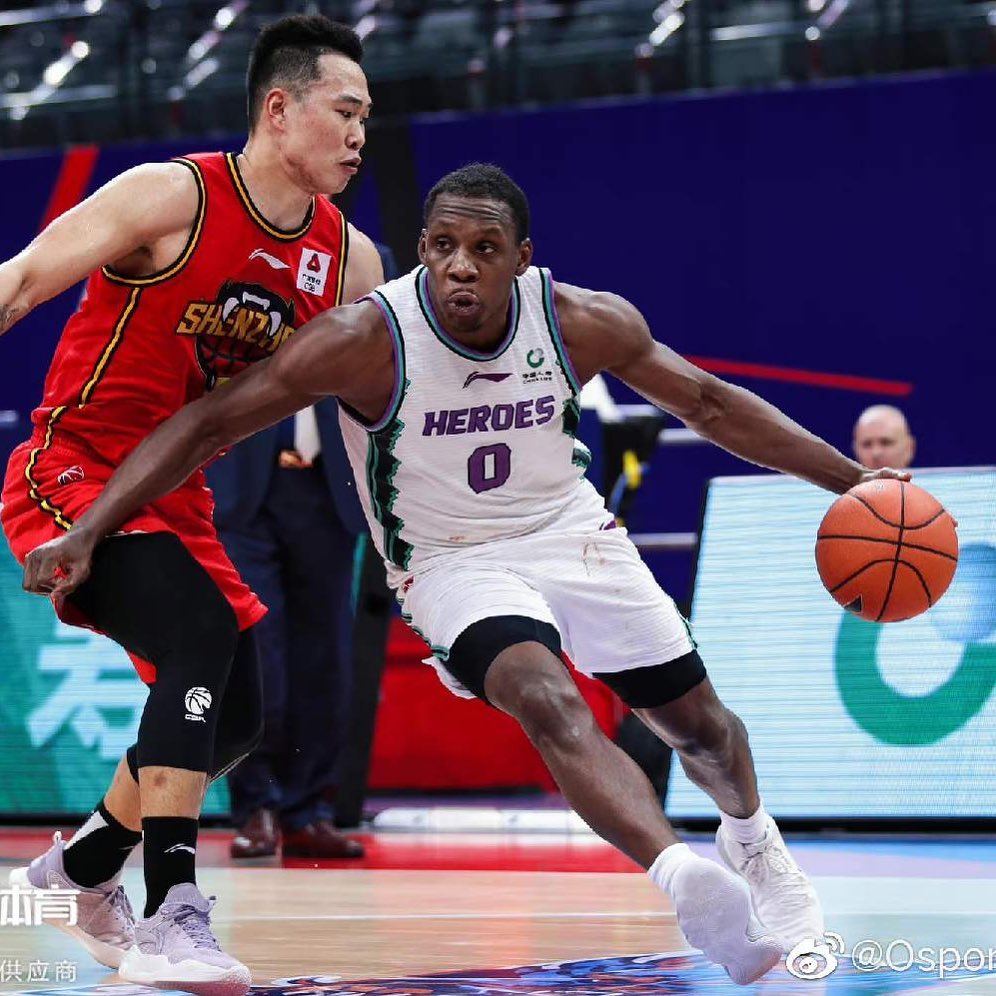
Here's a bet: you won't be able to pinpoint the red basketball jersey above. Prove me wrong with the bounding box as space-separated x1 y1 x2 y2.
30 151 348 467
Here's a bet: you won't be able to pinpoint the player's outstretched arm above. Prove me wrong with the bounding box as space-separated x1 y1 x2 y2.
22 300 390 597
0 162 198 338
561 285 908 495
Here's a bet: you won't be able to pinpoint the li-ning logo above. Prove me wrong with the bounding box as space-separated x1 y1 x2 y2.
526 348 545 369
463 371 512 389
57 465 85 486
248 249 290 271
164 844 196 856
184 686 212 722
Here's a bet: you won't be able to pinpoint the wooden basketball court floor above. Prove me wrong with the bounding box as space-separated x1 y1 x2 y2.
2 823 996 995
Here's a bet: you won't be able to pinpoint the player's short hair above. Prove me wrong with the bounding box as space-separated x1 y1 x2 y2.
247 14 363 130
424 164 531 243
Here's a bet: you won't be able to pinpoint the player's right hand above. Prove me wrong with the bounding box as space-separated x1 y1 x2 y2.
22 528 96 601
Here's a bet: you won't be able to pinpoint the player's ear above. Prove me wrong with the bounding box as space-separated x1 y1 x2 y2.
515 238 533 276
264 87 289 130
417 230 428 264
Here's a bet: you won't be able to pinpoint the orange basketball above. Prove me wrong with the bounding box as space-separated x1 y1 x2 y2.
815 479 958 623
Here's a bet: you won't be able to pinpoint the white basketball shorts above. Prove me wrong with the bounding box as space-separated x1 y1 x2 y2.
399 524 696 698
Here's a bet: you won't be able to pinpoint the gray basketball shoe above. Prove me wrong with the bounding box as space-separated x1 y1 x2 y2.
118 883 251 996
8 830 135 968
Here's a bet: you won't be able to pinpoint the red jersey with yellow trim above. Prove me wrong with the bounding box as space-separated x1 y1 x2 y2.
30 151 348 467
2 151 348 652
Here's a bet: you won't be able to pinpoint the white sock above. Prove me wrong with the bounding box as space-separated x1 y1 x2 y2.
720 803 769 845
648 842 696 896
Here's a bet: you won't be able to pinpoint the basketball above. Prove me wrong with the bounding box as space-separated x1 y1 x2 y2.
815 479 959 623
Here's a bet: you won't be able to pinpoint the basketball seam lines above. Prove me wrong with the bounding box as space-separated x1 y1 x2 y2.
897 507 947 530
898 557 933 605
816 534 958 561
876 482 905 622
849 491 946 531
829 558 896 594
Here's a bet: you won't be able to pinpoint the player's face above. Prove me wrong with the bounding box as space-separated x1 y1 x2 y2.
281 53 371 195
853 416 914 469
418 196 532 337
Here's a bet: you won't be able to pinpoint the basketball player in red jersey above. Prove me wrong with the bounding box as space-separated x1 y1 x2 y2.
0 16 380 994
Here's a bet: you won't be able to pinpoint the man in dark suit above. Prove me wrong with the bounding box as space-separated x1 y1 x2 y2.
207 396 368 859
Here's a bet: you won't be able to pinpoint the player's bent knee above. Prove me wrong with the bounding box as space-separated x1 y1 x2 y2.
501 677 593 748
134 608 241 774
596 649 707 710
446 614 562 703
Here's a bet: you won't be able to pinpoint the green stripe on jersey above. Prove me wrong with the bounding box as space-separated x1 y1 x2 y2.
540 268 581 395
561 396 589 474
366 416 414 570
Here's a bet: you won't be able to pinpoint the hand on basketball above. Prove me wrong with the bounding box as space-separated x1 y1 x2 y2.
22 528 97 602
854 468 956 525
858 467 912 485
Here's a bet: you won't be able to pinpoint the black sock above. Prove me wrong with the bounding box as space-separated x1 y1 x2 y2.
142 816 198 917
63 801 143 888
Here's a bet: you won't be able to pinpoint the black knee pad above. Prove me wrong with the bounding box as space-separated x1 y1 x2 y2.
446 615 562 703
595 649 707 708
129 558 240 772
67 532 242 775
210 629 264 781
136 632 239 773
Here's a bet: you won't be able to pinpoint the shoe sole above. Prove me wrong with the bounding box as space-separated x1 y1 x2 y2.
715 827 824 955
120 951 251 996
8 866 126 970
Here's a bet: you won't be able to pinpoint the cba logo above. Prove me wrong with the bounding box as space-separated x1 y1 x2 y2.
184 686 212 722
835 544 996 745
175 280 296 389
786 932 845 980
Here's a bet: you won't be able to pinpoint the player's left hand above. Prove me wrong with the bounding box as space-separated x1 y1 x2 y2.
22 527 97 604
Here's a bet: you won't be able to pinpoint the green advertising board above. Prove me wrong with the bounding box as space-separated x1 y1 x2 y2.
668 468 996 818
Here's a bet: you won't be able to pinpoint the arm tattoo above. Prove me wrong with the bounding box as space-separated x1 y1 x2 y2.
0 304 22 334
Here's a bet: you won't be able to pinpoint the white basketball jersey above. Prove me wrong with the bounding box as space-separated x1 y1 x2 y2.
338 265 611 583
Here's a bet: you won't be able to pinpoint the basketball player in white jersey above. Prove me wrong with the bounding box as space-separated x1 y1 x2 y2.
23 164 909 985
